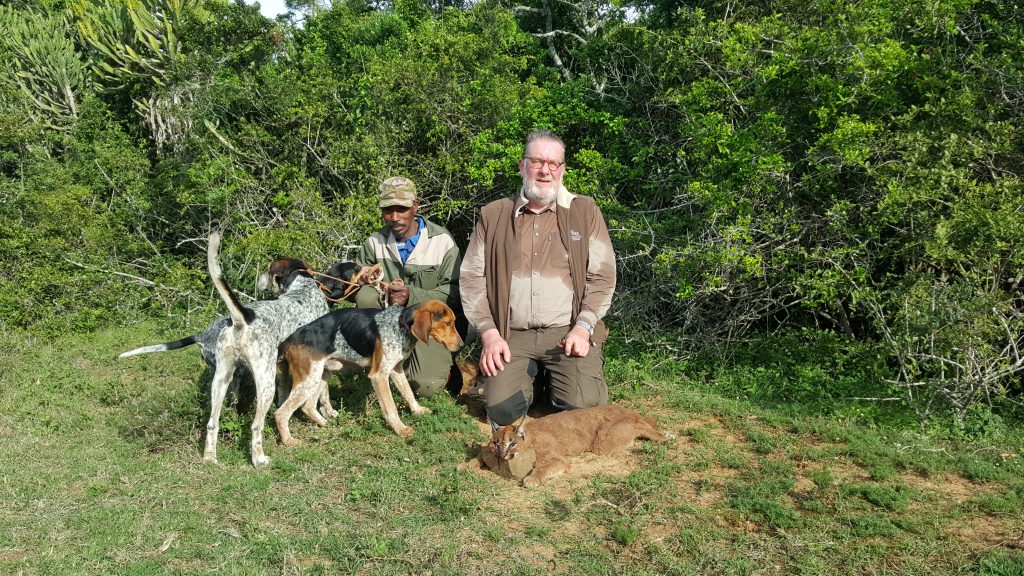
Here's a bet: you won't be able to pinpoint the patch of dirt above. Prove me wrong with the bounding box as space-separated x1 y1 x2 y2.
804 456 872 484
521 542 562 571
895 472 1022 552
686 414 749 446
792 475 817 493
0 549 31 563
671 463 738 508
951 518 1024 552
900 472 991 504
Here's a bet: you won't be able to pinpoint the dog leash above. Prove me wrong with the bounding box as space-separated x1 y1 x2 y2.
348 263 384 299
307 262 406 307
378 278 404 307
309 263 385 302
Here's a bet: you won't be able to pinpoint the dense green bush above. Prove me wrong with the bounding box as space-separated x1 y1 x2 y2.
0 0 1020 425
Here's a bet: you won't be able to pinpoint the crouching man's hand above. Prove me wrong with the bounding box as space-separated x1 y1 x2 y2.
479 329 511 377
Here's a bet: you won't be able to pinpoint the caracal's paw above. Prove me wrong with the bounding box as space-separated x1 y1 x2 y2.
522 474 543 488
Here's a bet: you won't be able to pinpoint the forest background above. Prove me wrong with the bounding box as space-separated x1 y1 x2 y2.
0 0 1022 434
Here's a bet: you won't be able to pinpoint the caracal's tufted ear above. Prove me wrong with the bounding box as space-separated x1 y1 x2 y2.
490 419 501 433
516 422 527 439
410 305 432 343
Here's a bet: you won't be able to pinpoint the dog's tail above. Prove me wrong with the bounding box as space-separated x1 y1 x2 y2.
119 335 200 359
208 231 255 327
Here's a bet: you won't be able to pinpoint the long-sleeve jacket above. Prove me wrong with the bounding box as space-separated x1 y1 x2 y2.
357 217 462 309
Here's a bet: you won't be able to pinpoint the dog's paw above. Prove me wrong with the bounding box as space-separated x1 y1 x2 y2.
280 436 302 447
252 455 271 467
202 454 218 464
411 405 432 415
396 425 414 438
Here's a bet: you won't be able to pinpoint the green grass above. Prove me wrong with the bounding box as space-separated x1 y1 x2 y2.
1 324 1023 575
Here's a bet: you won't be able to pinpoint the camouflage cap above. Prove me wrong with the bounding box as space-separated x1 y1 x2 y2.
378 176 417 208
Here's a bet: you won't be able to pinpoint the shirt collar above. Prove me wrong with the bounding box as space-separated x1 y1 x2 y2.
514 192 556 216
394 216 426 263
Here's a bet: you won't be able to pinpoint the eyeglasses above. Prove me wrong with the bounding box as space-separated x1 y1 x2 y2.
522 156 566 170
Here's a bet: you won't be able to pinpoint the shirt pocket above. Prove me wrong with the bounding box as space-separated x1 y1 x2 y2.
414 267 440 290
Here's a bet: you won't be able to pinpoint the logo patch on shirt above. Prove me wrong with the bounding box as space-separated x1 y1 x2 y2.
570 230 582 241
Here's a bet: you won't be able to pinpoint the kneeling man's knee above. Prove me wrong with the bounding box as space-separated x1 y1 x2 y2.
557 393 602 412
410 377 446 398
486 390 529 426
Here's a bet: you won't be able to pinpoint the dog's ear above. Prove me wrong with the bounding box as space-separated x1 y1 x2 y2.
269 257 308 278
268 258 288 277
328 261 360 283
410 305 432 344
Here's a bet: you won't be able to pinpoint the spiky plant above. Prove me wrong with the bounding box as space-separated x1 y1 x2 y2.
70 0 197 148
0 6 91 132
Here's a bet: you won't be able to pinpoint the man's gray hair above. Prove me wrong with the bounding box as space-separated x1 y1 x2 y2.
524 129 565 152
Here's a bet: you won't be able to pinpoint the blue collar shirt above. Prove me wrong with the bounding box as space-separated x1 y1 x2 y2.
395 216 426 264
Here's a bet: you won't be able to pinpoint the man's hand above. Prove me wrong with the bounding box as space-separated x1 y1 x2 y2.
562 325 591 357
479 329 511 377
386 280 409 306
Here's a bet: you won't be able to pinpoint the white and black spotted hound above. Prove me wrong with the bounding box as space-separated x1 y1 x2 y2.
119 259 363 420
275 300 463 445
202 231 348 466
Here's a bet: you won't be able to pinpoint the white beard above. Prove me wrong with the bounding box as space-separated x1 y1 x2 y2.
522 177 559 205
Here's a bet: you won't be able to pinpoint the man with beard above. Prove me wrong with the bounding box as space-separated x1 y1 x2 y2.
353 176 464 397
460 130 617 425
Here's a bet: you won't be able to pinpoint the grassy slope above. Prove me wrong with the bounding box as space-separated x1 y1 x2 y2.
0 324 1022 576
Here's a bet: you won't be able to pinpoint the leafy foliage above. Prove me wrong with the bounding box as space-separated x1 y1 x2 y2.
0 0 1021 425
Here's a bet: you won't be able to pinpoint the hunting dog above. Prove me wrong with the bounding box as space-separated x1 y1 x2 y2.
275 300 463 445
202 231 346 466
119 259 364 419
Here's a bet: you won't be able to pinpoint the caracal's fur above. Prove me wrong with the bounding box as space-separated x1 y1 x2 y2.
488 404 668 487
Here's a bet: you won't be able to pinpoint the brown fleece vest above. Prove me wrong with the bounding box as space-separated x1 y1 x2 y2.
483 195 608 344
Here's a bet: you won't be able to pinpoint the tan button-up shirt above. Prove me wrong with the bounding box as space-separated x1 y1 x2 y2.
509 200 574 329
